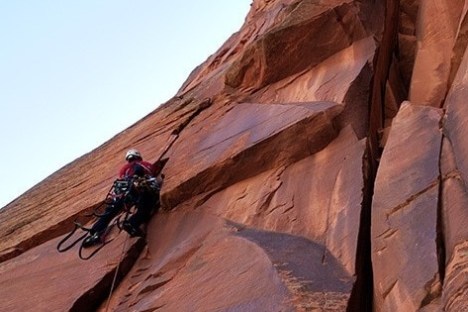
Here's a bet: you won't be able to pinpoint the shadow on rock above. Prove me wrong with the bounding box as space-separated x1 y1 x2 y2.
235 225 354 294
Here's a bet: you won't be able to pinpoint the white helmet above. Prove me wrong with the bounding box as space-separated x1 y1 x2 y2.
125 149 142 161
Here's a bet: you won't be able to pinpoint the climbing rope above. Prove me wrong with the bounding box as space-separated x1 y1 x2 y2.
105 233 129 312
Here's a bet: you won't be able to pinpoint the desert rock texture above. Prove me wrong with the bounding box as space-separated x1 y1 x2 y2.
1 0 468 311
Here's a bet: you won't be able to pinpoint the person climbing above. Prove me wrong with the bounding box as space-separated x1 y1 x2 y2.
82 149 162 247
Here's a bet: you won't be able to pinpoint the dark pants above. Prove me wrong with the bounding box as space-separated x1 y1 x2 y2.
127 191 159 228
91 190 160 235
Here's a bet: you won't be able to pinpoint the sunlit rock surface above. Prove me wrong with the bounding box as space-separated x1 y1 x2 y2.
372 102 443 311
1 0 468 311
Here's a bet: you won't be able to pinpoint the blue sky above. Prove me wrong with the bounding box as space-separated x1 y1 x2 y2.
0 1 251 208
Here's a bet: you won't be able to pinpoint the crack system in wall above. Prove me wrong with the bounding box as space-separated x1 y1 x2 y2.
347 146 374 312
70 238 146 312
349 0 400 310
437 136 447 285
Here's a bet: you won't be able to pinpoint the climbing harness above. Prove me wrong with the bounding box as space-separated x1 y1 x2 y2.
57 177 143 260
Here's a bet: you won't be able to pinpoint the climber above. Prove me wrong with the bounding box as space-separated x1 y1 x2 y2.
82 149 162 247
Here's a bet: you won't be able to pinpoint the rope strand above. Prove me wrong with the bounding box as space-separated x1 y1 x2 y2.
105 234 129 312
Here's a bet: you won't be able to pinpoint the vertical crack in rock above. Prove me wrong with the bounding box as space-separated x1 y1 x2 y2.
70 238 146 312
368 0 400 169
347 147 373 312
437 135 447 285
170 98 213 137
349 0 400 311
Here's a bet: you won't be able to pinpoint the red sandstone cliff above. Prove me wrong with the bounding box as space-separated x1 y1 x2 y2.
1 0 468 311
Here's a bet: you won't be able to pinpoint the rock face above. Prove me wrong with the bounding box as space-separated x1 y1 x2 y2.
1 0 468 311
372 103 443 311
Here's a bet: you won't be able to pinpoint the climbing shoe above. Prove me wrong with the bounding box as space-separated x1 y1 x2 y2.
82 233 102 248
122 221 144 238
